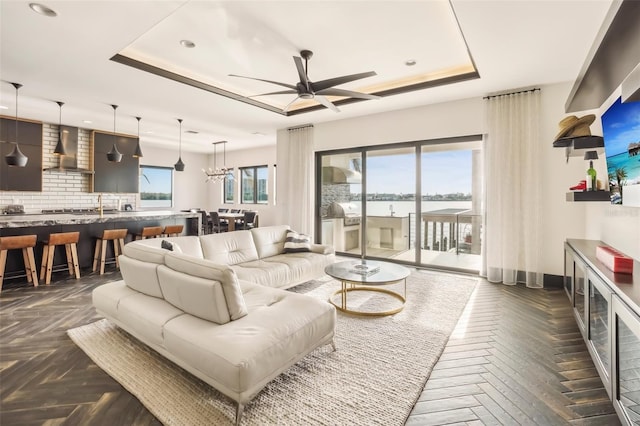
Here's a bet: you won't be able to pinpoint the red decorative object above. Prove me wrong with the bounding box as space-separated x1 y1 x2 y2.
570 180 587 191
596 246 634 274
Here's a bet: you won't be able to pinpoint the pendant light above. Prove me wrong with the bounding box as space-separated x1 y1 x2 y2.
203 141 231 183
5 82 29 167
53 101 67 156
106 104 122 163
174 118 185 171
133 116 143 158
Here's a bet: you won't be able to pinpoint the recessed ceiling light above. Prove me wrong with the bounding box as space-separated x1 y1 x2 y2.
180 40 196 48
251 131 266 136
185 130 199 134
83 120 92 124
29 3 57 17
405 59 417 66
145 130 154 134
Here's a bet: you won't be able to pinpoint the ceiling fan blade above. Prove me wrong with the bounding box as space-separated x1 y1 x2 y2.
248 90 297 98
312 71 377 92
315 88 381 100
293 56 310 91
315 95 340 113
229 74 296 90
283 96 301 112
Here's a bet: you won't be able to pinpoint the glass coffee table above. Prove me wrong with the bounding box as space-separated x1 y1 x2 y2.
324 260 410 317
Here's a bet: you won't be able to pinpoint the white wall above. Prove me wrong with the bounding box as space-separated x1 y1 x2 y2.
139 146 209 212
271 82 637 277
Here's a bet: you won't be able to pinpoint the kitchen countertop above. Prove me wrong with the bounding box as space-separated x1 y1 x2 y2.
0 210 199 228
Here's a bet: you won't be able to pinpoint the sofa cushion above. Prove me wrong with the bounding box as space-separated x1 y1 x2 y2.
158 264 231 325
162 286 336 395
128 236 204 259
231 260 291 288
92 280 138 320
119 255 164 298
250 225 290 258
163 252 248 321
200 231 259 265
117 292 184 347
283 230 311 253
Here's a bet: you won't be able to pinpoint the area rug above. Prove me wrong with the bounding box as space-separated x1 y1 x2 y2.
67 269 478 426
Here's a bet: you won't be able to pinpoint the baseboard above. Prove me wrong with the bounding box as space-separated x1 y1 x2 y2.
544 274 564 289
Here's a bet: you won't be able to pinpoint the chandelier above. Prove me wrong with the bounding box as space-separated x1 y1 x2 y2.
203 141 231 183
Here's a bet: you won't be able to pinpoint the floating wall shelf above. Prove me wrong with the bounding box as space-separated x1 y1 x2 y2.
553 135 604 162
43 167 94 174
566 191 611 202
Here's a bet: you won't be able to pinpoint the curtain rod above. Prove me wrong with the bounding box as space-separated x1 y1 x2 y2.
483 88 540 100
287 123 314 131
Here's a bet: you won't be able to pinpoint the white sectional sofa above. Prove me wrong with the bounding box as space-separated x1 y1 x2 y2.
92 225 336 424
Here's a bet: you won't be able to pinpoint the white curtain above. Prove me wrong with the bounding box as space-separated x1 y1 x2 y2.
483 90 543 288
285 126 314 236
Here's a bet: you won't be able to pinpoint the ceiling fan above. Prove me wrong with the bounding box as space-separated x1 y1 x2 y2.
229 50 380 113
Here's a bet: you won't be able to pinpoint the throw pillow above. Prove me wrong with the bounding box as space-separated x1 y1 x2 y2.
283 230 311 253
161 240 182 253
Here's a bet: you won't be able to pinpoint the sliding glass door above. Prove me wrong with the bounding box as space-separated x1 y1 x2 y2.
316 136 482 273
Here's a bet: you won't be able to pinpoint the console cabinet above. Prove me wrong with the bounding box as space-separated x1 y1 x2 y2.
564 239 640 425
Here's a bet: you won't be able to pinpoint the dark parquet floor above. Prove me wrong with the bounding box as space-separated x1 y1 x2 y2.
0 269 620 425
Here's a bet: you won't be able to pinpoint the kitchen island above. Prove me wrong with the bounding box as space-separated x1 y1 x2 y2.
0 210 200 285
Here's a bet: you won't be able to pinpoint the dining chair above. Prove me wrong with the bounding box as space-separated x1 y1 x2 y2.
239 211 257 230
209 212 229 233
199 210 210 234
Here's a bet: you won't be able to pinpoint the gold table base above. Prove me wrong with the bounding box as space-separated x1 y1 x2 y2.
329 280 406 317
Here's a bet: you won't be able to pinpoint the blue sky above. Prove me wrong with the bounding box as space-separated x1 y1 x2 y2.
366 150 472 194
601 97 640 157
140 166 172 194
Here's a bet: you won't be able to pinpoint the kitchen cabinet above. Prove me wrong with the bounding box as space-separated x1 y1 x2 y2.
612 296 640 425
91 131 139 193
0 117 43 191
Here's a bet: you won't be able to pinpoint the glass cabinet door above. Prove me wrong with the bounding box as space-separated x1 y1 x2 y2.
573 255 588 337
587 269 611 396
564 245 574 303
612 296 640 425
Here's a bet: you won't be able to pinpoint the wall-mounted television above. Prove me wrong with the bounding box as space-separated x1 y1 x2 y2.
600 97 640 204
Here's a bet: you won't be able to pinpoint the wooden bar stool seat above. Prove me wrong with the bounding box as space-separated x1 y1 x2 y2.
93 229 127 275
40 231 80 285
162 225 184 237
0 235 39 292
135 226 164 240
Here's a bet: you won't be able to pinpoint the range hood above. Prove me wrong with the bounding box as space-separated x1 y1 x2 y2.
322 166 362 184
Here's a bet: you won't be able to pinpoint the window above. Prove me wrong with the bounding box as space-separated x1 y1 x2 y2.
240 165 268 204
139 165 173 208
224 171 235 204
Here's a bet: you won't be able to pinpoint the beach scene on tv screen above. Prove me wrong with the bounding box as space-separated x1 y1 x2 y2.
601 97 640 204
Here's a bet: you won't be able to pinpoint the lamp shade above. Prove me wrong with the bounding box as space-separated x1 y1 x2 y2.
174 118 185 171
5 82 28 167
133 116 143 158
107 104 122 163
584 150 599 160
53 101 67 155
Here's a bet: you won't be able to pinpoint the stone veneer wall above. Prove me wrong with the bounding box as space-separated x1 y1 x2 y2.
320 183 352 217
0 123 137 213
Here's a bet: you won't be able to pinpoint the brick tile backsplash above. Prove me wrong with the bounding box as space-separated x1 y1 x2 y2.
1 124 137 213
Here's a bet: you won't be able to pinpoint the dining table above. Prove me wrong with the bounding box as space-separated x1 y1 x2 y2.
217 212 247 231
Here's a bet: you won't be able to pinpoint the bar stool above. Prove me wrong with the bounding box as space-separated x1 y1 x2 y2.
40 231 80 285
0 235 39 292
135 226 164 240
162 225 184 237
93 229 127 275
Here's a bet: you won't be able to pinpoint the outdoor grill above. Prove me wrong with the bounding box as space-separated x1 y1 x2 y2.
327 202 361 226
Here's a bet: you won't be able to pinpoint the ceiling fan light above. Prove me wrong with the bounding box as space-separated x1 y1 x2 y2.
5 144 29 167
